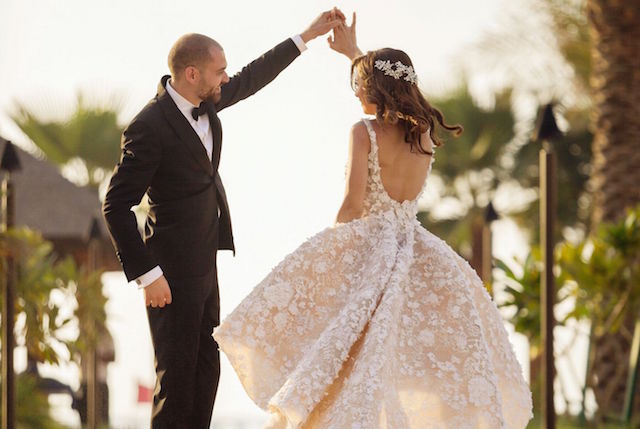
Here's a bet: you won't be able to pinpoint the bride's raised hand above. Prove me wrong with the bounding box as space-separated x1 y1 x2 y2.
327 12 362 60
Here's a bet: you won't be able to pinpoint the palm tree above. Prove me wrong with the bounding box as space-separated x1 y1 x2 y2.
457 0 594 241
421 0 593 261
586 0 640 418
11 94 123 188
418 85 516 264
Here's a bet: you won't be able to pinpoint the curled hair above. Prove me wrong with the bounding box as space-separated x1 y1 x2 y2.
351 48 463 154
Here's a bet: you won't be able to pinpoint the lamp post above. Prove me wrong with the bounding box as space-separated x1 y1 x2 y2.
623 319 640 423
1 141 21 429
86 217 102 429
534 103 561 429
482 201 499 296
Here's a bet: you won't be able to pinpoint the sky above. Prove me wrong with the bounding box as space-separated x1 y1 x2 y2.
0 0 590 427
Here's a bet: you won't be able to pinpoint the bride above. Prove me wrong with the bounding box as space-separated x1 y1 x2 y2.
214 13 533 429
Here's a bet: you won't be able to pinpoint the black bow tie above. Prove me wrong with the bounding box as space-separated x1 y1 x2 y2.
191 102 208 121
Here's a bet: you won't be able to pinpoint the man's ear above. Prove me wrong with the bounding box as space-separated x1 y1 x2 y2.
185 66 199 83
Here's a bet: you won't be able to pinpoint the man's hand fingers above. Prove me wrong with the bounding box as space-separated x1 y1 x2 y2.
147 295 170 308
351 12 357 30
327 18 342 28
332 7 347 22
144 276 171 308
316 19 342 35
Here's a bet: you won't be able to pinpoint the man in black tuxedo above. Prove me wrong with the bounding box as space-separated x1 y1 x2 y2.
102 9 344 428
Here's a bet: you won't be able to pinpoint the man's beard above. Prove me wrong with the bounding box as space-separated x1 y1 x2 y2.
199 87 222 103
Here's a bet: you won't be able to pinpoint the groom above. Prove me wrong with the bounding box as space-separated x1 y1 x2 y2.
102 9 345 428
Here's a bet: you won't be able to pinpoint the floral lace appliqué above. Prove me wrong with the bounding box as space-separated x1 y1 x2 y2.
213 118 533 428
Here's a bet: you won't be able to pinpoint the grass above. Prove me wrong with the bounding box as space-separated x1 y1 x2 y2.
527 415 640 428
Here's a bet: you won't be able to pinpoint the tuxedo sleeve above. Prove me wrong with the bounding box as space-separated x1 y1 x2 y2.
215 37 301 111
102 118 161 282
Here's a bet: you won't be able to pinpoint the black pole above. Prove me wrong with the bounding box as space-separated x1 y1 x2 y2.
622 318 640 422
482 201 499 296
534 104 561 429
86 217 102 429
1 141 21 429
540 149 556 429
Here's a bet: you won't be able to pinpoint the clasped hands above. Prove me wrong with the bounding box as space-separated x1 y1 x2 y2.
300 7 361 60
145 7 361 309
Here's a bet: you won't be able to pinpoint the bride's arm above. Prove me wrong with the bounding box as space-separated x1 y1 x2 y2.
335 121 369 224
327 12 362 61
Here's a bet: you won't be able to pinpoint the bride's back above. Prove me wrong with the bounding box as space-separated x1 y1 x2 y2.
370 121 433 203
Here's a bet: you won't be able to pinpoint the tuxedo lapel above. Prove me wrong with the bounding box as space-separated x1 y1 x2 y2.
157 76 213 176
206 104 223 172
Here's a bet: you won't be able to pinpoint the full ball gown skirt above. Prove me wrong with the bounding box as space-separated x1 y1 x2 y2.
213 119 533 428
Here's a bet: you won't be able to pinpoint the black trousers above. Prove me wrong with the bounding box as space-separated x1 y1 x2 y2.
146 261 221 429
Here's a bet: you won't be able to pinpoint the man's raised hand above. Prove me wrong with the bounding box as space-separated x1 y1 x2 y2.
301 7 347 43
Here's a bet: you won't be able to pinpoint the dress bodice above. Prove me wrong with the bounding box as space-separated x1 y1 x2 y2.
214 118 533 429
360 118 435 224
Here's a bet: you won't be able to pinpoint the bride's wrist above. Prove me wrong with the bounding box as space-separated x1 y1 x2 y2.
349 47 362 60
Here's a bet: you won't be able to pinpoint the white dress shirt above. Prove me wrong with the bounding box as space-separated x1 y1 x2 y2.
134 34 307 289
166 80 214 160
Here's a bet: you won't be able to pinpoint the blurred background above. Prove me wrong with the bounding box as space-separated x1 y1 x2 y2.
1 0 639 427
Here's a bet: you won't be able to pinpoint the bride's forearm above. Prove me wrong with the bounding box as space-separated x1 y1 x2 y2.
335 202 363 224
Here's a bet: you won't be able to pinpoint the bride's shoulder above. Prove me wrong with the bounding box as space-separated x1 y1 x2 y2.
349 120 371 152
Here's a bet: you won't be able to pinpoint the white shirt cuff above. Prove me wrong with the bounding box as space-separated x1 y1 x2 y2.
134 266 163 289
291 34 307 53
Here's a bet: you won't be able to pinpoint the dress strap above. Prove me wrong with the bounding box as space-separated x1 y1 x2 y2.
362 118 378 152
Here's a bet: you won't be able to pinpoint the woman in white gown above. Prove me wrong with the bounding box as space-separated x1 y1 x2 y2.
214 18 533 429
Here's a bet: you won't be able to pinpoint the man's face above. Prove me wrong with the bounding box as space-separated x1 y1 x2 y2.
196 47 229 103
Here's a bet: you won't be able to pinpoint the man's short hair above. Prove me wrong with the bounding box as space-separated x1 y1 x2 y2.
168 33 222 76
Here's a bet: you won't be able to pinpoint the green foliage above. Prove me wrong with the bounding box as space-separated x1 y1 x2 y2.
0 373 67 429
0 228 107 365
431 86 515 185
446 0 593 243
495 248 544 350
11 94 123 187
67 265 109 364
527 413 639 428
494 246 579 353
495 204 640 348
419 86 515 254
557 205 640 335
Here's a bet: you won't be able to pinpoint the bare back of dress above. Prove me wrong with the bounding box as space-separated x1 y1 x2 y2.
214 118 533 428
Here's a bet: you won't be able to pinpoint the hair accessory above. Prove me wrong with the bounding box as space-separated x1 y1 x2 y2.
396 111 419 126
374 59 418 85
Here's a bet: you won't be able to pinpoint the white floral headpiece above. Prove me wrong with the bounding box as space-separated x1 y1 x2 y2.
374 59 418 85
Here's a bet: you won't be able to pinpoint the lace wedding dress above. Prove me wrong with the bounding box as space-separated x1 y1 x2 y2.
213 119 533 428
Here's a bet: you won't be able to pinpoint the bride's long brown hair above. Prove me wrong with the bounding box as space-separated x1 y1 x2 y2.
351 48 463 154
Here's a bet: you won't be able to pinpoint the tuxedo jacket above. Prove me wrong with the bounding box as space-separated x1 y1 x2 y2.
103 38 301 282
